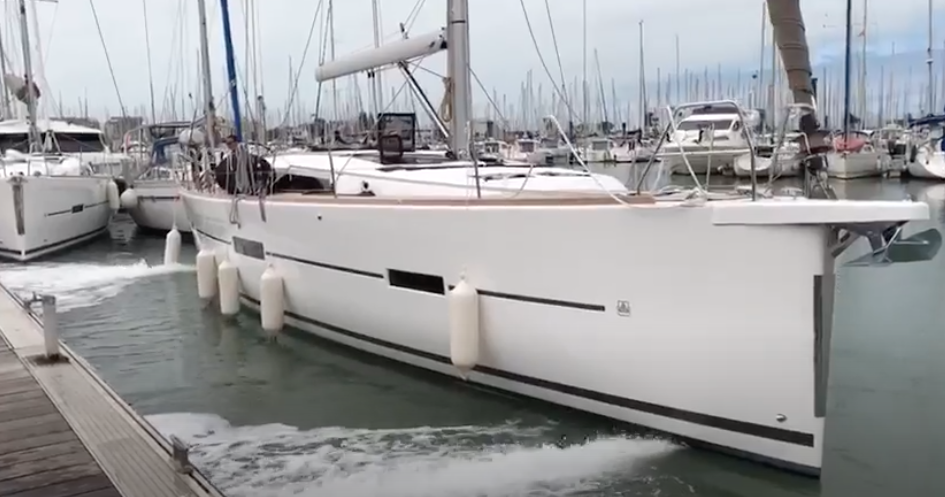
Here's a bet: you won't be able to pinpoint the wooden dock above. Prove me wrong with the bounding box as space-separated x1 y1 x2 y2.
0 285 224 497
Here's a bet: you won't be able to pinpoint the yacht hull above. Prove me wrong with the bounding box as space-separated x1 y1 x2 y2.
905 150 945 180
825 152 882 179
181 190 928 475
732 153 799 178
0 176 112 262
661 149 749 175
127 181 192 233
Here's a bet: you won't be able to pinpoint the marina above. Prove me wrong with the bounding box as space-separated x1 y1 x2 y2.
0 0 942 495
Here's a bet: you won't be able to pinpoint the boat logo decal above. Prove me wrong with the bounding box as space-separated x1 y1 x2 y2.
616 300 631 317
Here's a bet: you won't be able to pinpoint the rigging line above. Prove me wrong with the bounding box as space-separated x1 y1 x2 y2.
470 68 510 129
141 0 156 123
313 3 332 121
88 0 126 116
542 0 571 123
516 0 578 125
158 0 184 120
276 0 324 129
403 0 426 34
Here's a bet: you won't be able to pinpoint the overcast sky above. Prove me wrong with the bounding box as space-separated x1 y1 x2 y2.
1 0 941 120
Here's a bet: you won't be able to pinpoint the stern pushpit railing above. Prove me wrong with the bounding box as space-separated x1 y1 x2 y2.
767 102 837 200
633 100 760 200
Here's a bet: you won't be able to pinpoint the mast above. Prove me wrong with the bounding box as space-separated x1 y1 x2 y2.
757 3 766 115
196 0 217 148
16 0 38 151
860 0 868 125
0 25 11 118
141 0 156 124
447 0 471 158
842 0 853 138
370 0 384 119
637 21 645 128
581 0 587 127
674 34 680 105
218 0 243 141
927 0 934 114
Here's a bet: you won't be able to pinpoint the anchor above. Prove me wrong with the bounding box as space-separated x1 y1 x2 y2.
833 221 943 267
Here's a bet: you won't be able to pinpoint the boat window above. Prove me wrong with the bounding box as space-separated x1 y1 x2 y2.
140 166 174 180
518 141 536 153
388 269 445 295
676 119 733 131
591 140 610 151
541 138 558 148
55 132 106 153
483 142 500 153
0 133 29 153
152 142 183 165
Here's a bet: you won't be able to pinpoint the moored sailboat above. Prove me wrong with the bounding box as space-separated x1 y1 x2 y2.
182 0 938 475
0 0 117 261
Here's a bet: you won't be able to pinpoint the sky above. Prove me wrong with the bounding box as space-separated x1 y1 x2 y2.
0 0 942 122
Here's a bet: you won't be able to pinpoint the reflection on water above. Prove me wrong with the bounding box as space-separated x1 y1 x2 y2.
0 180 942 495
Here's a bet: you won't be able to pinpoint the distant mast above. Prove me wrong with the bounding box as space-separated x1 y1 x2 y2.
842 0 853 139
16 0 39 151
218 0 243 141
196 0 217 148
927 0 934 114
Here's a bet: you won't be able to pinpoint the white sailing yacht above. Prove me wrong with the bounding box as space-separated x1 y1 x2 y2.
659 107 757 174
182 0 937 475
119 123 208 233
0 1 117 261
905 115 945 179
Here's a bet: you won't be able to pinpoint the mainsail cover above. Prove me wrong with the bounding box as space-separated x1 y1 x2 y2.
3 74 41 104
766 0 830 157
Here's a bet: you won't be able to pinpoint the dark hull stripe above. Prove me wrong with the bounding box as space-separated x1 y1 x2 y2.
46 200 109 217
240 293 814 448
137 196 179 201
267 252 384 279
449 284 604 312
195 229 605 311
0 225 108 258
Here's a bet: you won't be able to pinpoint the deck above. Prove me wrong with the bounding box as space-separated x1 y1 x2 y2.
0 284 223 497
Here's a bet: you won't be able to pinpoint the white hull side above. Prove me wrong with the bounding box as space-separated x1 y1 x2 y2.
0 176 111 261
732 154 799 178
179 192 864 473
825 152 882 179
662 149 748 175
906 150 945 180
127 181 192 233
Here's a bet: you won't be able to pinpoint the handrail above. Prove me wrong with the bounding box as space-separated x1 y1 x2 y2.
635 99 759 200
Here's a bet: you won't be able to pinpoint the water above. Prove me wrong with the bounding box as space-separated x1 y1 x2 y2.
1 179 943 496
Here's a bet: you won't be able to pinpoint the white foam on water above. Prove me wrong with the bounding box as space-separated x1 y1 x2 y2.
148 412 676 497
0 260 194 311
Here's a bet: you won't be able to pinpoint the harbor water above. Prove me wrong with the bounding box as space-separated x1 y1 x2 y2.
1 179 943 497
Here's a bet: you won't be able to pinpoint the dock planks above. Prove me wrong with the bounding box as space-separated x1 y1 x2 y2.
0 343 121 497
0 285 223 497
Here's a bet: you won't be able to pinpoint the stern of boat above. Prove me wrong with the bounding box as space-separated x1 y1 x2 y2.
0 175 112 261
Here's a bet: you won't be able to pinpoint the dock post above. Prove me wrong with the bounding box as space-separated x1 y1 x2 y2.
41 294 60 360
170 435 194 474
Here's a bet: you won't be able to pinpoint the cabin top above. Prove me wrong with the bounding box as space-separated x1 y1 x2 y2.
0 119 103 135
